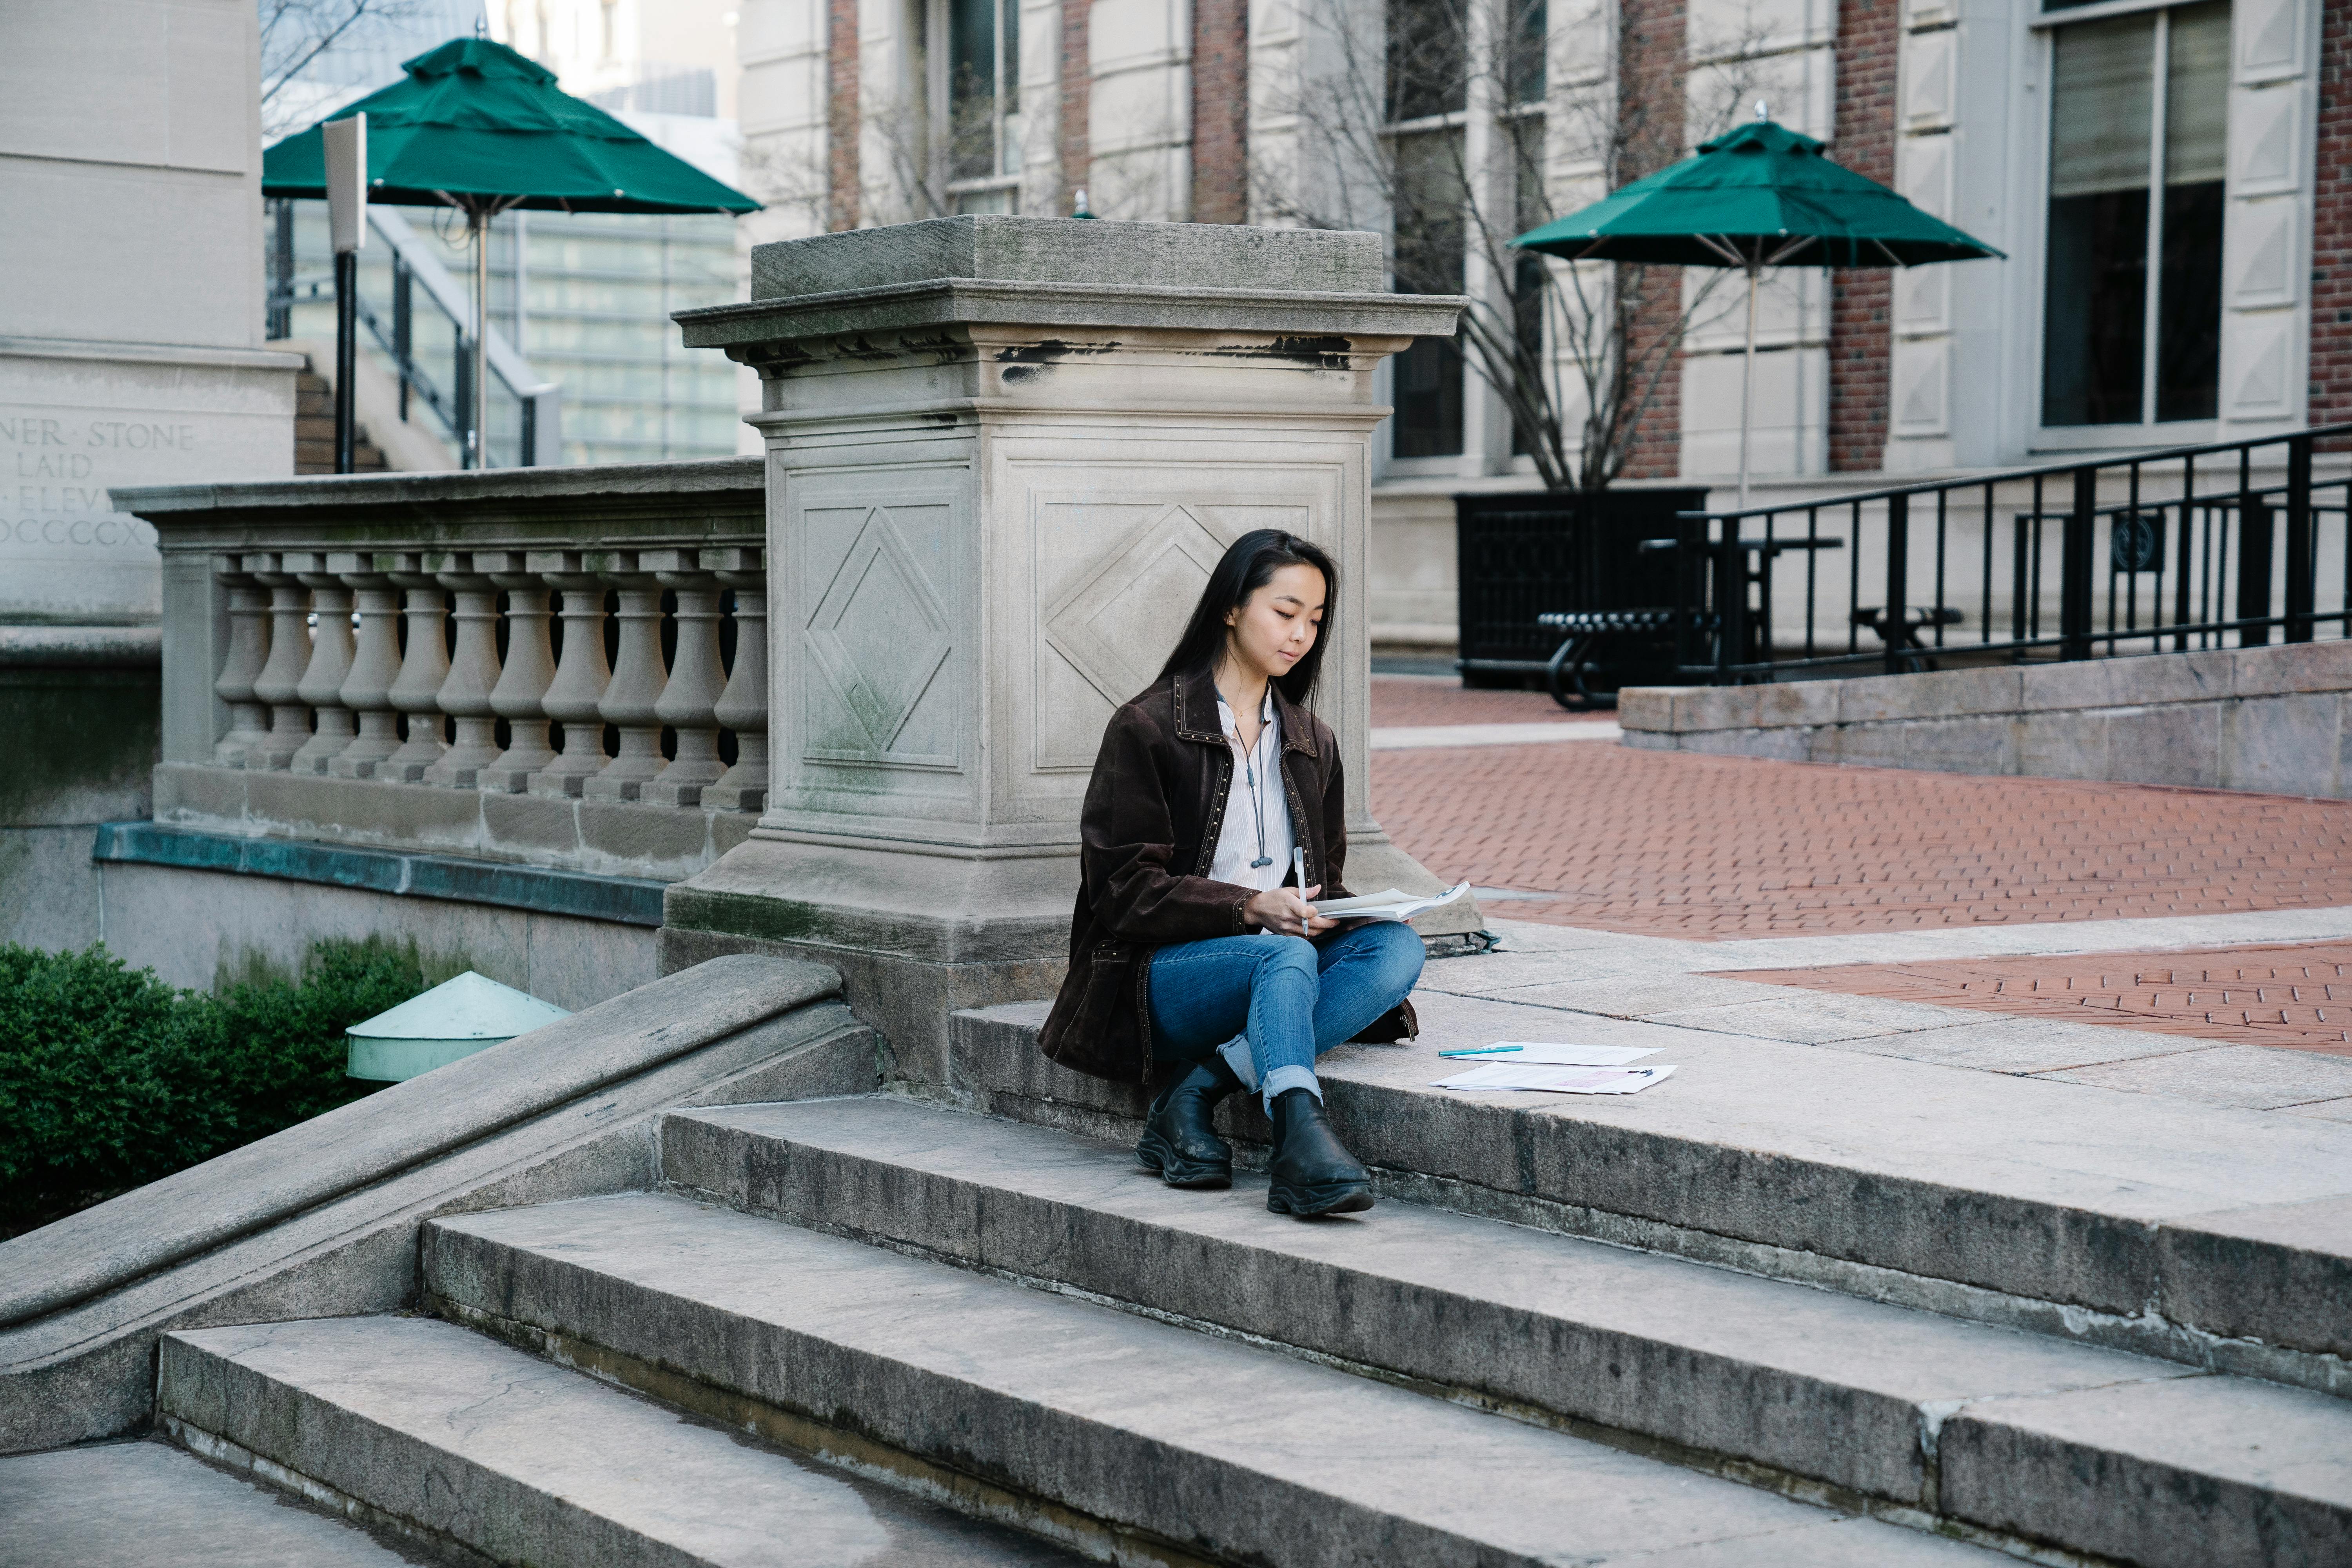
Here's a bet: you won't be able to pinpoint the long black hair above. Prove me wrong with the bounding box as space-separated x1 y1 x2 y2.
1156 529 1338 706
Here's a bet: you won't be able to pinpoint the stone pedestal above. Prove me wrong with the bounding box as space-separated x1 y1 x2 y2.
660 216 1477 1081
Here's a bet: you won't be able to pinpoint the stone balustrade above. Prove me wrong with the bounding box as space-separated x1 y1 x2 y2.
117 461 769 884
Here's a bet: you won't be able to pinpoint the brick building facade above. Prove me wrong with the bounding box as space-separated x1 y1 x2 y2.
735 0 2346 639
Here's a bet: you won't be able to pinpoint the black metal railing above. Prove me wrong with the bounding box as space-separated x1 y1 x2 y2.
267 201 560 468
1666 425 2352 682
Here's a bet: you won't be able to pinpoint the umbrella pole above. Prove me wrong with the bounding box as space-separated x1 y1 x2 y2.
472 206 489 470
1738 261 1759 512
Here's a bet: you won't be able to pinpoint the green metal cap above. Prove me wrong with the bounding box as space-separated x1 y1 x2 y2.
346 971 571 1082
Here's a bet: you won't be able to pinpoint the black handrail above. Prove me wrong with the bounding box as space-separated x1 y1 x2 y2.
265 202 556 468
1667 424 2352 683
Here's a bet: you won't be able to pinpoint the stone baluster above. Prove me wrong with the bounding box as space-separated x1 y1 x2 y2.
477 551 558 793
330 554 405 779
704 547 768 813
247 554 313 771
381 555 452 782
645 550 728 807
211 558 272 766
423 557 505 788
526 554 613 797
289 553 357 773
584 555 669 801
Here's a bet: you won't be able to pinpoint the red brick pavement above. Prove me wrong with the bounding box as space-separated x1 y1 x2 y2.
1368 676 1606 728
1728 944 2352 1057
1367 740 2352 938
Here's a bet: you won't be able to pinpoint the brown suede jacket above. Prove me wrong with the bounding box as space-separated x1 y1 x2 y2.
1038 667 1417 1084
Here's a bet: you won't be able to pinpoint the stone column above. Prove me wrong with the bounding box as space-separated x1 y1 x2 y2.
479 552 559 793
289 554 357 773
583 558 668 801
526 555 612 798
646 551 728 807
423 559 505 789
381 558 451 782
661 216 1471 1079
211 562 272 767
247 554 313 771
705 547 768 813
330 558 406 779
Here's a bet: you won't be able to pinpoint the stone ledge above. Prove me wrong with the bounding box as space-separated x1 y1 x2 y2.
0 626 160 668
0 956 878 1453
681 279 1467 352
93 820 669 927
147 764 759 885
1619 642 2352 795
748 214 1390 297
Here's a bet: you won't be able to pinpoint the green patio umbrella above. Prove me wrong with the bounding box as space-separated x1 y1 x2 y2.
264 36 760 467
1515 110 2002 505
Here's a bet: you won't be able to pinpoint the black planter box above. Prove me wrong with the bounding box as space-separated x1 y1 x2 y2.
1454 488 1708 691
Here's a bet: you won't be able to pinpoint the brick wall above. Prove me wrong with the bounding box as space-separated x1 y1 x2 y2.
1060 0 1093 213
1828 0 1898 470
826 0 860 230
2314 0 2352 446
1618 0 1688 480
1192 0 1250 222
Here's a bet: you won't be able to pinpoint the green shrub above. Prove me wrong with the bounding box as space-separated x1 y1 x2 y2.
0 938 426 1234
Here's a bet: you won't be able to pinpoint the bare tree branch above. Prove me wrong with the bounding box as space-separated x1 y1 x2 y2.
1257 0 1779 490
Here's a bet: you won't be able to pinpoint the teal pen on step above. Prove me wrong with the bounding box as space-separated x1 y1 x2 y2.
1439 1046 1523 1057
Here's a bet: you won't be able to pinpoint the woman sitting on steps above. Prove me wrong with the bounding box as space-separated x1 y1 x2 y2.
1038 529 1423 1218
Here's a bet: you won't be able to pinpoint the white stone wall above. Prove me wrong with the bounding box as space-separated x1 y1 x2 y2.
1676 0 1839 484
736 0 832 241
2214 0 2322 434
1918 0 2327 474
0 0 296 623
1090 0 1196 219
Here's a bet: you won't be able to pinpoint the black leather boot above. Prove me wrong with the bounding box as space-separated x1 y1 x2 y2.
1135 1055 1245 1188
1265 1088 1374 1216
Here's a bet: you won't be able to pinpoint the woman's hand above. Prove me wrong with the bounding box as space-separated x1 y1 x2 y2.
1246 883 1335 937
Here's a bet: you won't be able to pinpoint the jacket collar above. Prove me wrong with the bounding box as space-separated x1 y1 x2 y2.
1171 667 1319 759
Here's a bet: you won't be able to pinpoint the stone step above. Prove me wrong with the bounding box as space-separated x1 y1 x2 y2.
948 999 2352 1396
661 1094 2352 1568
155 1315 1081 1568
423 1189 2013 1568
0 1440 415 1567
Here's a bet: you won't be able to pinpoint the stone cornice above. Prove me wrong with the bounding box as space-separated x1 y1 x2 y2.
675 278 1468 354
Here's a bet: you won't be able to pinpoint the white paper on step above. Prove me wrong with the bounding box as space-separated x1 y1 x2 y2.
1442 1042 1658 1066
1431 1063 1677 1094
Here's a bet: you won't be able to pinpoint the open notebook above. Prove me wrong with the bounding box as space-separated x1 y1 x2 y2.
1312 882 1475 923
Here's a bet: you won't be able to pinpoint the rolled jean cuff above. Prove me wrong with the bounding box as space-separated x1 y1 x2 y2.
1261 1063 1320 1110
1217 1036 1259 1092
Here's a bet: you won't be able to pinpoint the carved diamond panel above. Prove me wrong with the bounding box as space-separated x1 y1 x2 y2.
1044 504 1232 707
806 506 953 756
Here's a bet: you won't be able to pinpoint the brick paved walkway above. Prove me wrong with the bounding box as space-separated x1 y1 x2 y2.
1369 676 1604 728
1367 739 2352 938
1730 944 2352 1057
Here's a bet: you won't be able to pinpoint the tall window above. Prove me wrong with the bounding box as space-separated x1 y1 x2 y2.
1387 0 1469 458
934 0 1022 213
2041 1 2230 427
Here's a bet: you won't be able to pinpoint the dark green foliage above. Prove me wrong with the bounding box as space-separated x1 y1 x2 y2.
0 939 425 1234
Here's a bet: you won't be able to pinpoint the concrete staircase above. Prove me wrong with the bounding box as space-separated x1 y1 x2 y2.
291 359 388 475
136 1004 2352 1567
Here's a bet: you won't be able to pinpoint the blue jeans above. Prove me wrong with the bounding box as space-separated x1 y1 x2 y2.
1146 923 1425 1110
